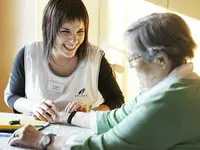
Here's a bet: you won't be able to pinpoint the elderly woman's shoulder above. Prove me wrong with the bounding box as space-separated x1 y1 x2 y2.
139 74 200 105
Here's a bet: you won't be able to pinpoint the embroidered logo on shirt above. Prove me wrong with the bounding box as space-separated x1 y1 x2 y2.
78 88 85 94
75 88 87 97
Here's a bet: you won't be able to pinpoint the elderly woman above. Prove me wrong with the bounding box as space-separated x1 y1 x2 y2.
8 13 200 150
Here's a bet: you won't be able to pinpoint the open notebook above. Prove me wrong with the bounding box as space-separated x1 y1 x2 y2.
0 113 45 132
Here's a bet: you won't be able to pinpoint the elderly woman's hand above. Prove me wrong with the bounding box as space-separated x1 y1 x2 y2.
33 99 61 122
8 125 44 149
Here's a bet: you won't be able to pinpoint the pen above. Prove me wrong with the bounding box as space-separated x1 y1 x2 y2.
0 132 12 137
35 122 50 131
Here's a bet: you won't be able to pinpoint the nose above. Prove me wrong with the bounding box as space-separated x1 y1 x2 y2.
68 34 77 45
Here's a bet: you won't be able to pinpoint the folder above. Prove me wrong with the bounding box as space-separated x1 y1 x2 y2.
0 113 45 132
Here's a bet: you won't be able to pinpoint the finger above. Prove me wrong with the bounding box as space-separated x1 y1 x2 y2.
33 114 40 120
64 102 72 112
34 110 48 122
65 102 77 113
8 132 16 144
78 104 88 112
8 137 22 146
37 107 53 122
44 100 61 112
78 107 84 111
69 103 81 113
8 126 24 144
40 103 57 118
25 124 36 132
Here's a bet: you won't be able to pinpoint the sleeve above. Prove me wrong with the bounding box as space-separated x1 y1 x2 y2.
71 98 181 150
98 56 124 109
96 96 137 133
4 47 26 109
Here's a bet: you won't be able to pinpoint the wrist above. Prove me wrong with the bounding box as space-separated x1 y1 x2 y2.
67 111 77 124
71 112 91 129
32 132 45 150
55 111 70 123
31 101 41 112
40 134 56 150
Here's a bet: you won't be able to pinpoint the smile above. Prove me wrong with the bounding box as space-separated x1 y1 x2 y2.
63 44 77 51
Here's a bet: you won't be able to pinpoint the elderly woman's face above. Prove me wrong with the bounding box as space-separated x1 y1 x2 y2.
126 36 161 72
126 36 148 69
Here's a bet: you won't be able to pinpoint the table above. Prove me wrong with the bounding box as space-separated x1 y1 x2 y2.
0 113 93 150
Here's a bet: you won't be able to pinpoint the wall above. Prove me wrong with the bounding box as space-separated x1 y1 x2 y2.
0 0 37 112
82 0 100 45
36 0 48 40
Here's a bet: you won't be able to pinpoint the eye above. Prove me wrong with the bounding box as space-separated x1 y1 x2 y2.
77 30 85 34
61 30 70 34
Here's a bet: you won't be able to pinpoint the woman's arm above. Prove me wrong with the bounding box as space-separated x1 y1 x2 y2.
4 47 40 113
95 56 124 110
4 47 59 122
4 47 30 113
71 99 181 150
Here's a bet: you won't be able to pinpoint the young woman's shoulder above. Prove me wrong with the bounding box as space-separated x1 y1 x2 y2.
23 41 44 56
87 43 105 55
24 40 43 49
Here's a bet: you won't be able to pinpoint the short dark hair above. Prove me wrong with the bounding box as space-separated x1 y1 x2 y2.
42 0 89 61
125 13 197 70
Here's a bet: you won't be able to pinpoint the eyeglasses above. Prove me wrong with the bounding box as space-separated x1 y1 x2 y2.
126 53 142 62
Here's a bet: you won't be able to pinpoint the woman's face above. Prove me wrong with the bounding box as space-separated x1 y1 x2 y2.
126 36 160 73
54 20 85 58
126 37 147 69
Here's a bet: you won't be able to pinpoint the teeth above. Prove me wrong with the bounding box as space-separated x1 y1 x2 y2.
64 45 75 50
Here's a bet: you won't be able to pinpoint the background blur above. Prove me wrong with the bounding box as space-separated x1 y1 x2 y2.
0 0 200 112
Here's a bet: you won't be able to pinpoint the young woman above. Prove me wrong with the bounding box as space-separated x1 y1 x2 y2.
4 0 124 122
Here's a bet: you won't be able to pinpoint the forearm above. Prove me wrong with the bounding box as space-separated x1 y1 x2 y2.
13 97 38 113
98 57 124 110
71 112 92 129
92 104 110 111
48 113 94 150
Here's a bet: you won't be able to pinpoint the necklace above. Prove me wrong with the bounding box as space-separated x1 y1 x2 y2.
50 55 75 67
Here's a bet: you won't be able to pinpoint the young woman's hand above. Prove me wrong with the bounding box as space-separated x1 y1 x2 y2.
64 102 90 113
64 101 81 113
8 125 44 149
33 99 61 122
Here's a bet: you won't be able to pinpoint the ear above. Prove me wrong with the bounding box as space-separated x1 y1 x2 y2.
153 52 170 69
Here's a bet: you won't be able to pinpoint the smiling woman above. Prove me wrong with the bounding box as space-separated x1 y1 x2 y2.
4 0 124 122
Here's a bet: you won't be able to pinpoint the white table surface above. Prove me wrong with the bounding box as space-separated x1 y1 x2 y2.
0 113 93 150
